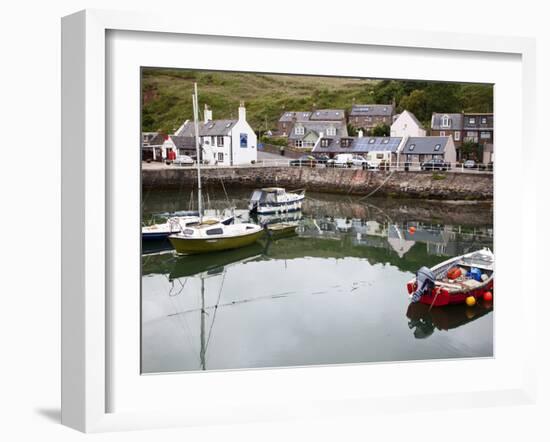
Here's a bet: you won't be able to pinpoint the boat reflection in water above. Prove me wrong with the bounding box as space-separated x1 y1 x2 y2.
406 300 494 339
141 191 494 373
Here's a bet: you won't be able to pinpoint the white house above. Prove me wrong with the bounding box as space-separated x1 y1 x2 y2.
175 102 257 166
390 110 426 138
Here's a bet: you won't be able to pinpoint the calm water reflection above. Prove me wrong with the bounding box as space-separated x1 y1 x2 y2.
141 190 493 373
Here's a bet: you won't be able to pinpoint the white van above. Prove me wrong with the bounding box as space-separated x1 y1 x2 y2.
328 154 367 168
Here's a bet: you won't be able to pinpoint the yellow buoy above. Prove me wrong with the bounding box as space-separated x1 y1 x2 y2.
465 296 476 307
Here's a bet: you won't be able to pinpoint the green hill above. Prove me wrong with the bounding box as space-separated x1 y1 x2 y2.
141 68 493 134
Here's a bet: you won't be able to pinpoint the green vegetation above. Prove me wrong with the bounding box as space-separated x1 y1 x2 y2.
141 69 493 133
431 173 447 180
370 123 390 137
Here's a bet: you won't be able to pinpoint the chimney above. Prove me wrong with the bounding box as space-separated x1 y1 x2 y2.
238 100 246 121
358 129 364 138
204 104 212 123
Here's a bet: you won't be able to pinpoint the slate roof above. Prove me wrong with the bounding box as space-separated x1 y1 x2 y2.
142 132 165 146
350 104 394 117
431 113 463 130
169 135 195 149
402 137 450 155
177 120 237 137
308 109 346 121
288 121 348 140
312 136 403 154
278 109 345 123
278 111 312 123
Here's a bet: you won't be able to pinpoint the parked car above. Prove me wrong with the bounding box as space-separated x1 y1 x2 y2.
174 155 195 166
421 158 451 171
316 154 330 165
327 154 356 168
463 160 476 169
349 155 369 167
290 155 317 167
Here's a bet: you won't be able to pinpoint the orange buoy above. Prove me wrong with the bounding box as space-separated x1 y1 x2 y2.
465 308 476 319
408 226 416 234
483 291 493 302
465 296 476 307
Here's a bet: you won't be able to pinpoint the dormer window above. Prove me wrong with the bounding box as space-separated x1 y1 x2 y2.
295 125 305 135
441 115 450 128
341 138 350 148
408 144 416 151
326 126 336 136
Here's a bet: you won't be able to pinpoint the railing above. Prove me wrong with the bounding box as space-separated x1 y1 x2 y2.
146 159 494 173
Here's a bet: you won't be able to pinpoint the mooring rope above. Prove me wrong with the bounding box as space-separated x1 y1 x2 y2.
359 169 395 201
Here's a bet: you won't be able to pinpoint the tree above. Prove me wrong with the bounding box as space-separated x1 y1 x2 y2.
399 89 429 122
460 140 479 161
370 123 390 137
346 123 358 136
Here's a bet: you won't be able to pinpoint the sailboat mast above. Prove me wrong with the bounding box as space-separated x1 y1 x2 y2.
192 83 202 220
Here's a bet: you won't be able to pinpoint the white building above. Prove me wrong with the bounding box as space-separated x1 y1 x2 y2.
390 110 427 138
175 102 257 166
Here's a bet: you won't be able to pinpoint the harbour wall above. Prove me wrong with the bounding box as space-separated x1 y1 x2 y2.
142 167 493 200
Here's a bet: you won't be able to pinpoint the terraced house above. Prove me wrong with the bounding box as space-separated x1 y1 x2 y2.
348 104 394 132
431 112 494 162
277 109 347 149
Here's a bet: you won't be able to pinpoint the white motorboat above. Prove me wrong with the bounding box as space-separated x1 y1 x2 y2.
248 187 305 215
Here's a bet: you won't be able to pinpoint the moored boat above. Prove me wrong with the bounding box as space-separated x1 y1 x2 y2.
168 220 265 255
265 222 299 239
406 248 494 307
142 214 234 241
249 187 305 215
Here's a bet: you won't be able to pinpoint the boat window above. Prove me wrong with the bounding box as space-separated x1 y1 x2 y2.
183 229 194 236
206 228 224 236
250 190 263 202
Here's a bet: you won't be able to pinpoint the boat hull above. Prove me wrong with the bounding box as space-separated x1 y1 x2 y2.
407 279 493 307
169 229 265 254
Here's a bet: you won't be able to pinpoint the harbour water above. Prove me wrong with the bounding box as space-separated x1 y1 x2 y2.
141 189 494 373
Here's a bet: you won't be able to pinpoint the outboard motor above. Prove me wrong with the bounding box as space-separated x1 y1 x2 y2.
411 266 435 303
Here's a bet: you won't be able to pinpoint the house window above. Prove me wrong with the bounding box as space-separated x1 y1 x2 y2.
376 153 384 160
217 136 224 146
468 117 476 124
408 144 415 151
217 153 224 162
341 138 350 148
382 138 389 144
481 117 487 124
440 131 446 136
441 115 450 128
434 144 441 151
326 127 336 136
368 138 375 144
454 131 460 141
355 117 359 123
480 131 491 139
295 126 304 135
295 140 303 148
321 139 329 147
240 133 248 148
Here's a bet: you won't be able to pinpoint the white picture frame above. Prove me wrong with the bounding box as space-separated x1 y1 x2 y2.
61 9 538 433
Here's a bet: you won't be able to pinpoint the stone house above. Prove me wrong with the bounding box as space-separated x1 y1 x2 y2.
390 110 426 138
276 109 347 148
430 113 464 146
348 104 394 132
462 113 493 145
141 132 166 161
398 136 456 166
175 102 257 165
312 132 403 165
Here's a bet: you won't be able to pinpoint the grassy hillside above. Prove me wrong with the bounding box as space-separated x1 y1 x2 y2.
141 68 493 134
141 69 379 133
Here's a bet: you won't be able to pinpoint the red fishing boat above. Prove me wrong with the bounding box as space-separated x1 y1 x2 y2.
406 248 494 307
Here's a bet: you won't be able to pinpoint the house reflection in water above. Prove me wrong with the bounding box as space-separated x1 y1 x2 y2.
301 216 493 259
